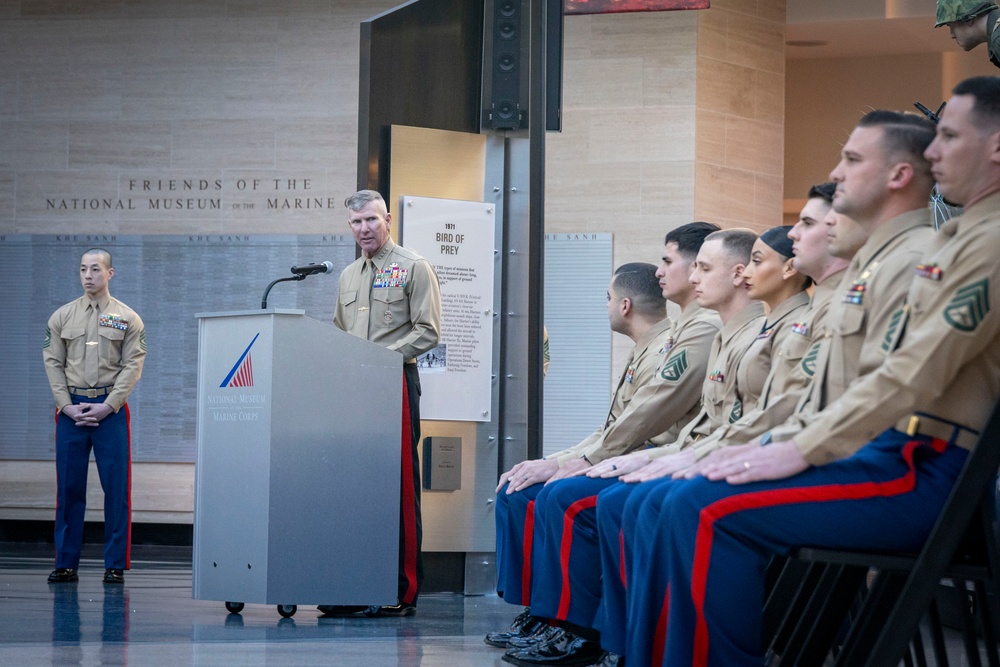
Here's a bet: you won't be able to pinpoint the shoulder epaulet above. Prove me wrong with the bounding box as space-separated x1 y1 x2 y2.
393 245 425 261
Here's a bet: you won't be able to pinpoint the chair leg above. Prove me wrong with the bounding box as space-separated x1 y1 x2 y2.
835 569 908 666
972 580 1000 667
927 599 951 667
952 579 984 667
909 623 927 667
792 564 868 666
765 559 821 660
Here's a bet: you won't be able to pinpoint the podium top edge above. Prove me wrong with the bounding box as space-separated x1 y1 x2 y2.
195 308 308 319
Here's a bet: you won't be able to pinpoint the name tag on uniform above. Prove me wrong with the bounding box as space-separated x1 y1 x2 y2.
791 321 810 336
915 263 943 281
374 263 407 288
708 369 725 383
99 313 128 330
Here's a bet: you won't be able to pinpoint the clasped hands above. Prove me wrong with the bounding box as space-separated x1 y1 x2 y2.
62 402 113 427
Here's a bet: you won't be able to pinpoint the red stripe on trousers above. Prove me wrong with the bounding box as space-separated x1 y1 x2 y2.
53 409 59 566
619 528 628 586
124 403 132 570
652 583 671 667
400 376 419 605
556 495 599 620
523 500 536 606
664 438 946 667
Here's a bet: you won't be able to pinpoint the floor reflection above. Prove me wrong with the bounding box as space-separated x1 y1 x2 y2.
3 551 515 667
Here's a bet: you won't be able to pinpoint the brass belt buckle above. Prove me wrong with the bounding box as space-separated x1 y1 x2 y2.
906 415 920 437
85 388 98 398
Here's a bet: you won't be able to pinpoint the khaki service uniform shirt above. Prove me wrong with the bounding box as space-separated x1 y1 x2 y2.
333 238 442 361
648 301 766 456
691 270 845 457
770 208 934 443
550 317 672 466
795 191 1000 463
574 302 722 466
43 294 146 413
733 291 811 419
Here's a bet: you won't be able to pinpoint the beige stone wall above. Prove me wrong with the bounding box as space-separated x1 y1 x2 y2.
545 11 699 265
0 0 396 237
547 2 786 374
694 0 786 232
782 49 997 216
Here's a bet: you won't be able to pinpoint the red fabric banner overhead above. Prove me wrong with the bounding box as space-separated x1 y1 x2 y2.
566 0 710 15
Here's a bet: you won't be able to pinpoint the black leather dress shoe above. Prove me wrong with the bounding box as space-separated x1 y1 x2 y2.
362 602 416 617
593 652 621 667
103 569 124 584
505 625 563 650
317 605 367 617
486 608 546 648
502 628 604 666
47 568 78 583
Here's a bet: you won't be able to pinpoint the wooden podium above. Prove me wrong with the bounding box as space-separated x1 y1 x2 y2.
192 309 402 616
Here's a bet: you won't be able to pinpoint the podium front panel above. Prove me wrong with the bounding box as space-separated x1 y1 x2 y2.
194 310 401 607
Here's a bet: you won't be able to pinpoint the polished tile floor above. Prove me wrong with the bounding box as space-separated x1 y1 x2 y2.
0 546 520 667
1 544 993 666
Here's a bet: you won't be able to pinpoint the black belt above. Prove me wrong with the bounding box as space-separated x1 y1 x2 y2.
69 386 112 398
895 413 979 449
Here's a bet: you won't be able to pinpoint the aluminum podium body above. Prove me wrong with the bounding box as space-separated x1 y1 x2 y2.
193 309 401 612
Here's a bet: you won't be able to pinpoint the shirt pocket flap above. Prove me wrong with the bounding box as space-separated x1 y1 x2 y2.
98 326 126 341
838 305 866 336
372 288 406 304
340 289 358 307
62 326 86 341
781 332 812 361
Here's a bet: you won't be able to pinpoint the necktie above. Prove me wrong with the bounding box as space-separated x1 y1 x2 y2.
606 349 636 427
85 301 100 386
355 260 373 340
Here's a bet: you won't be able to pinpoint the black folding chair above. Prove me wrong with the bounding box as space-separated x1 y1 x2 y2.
765 399 1000 667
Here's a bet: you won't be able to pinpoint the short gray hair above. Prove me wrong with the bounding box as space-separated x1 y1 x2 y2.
345 190 388 215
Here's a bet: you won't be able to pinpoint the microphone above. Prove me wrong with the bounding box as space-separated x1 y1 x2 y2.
290 261 334 277
262 261 335 308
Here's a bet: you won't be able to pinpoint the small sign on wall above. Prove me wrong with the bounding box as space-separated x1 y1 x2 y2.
400 196 497 423
422 436 462 491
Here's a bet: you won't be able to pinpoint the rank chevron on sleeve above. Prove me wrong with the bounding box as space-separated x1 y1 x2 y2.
944 278 990 332
661 348 688 382
729 399 743 423
881 306 907 353
801 342 820 377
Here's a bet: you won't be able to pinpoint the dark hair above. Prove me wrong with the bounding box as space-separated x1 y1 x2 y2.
807 182 836 204
82 248 112 269
704 228 757 265
857 110 935 172
613 262 666 318
952 76 1000 132
664 221 722 261
759 225 795 259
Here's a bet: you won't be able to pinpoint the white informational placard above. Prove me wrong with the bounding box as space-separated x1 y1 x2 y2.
400 196 497 422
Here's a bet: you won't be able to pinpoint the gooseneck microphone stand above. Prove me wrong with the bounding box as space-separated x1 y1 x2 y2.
261 275 306 309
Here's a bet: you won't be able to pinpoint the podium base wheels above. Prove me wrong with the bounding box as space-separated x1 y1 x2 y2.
225 601 244 614
277 604 297 618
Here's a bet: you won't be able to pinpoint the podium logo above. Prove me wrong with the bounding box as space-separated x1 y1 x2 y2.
220 333 259 388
